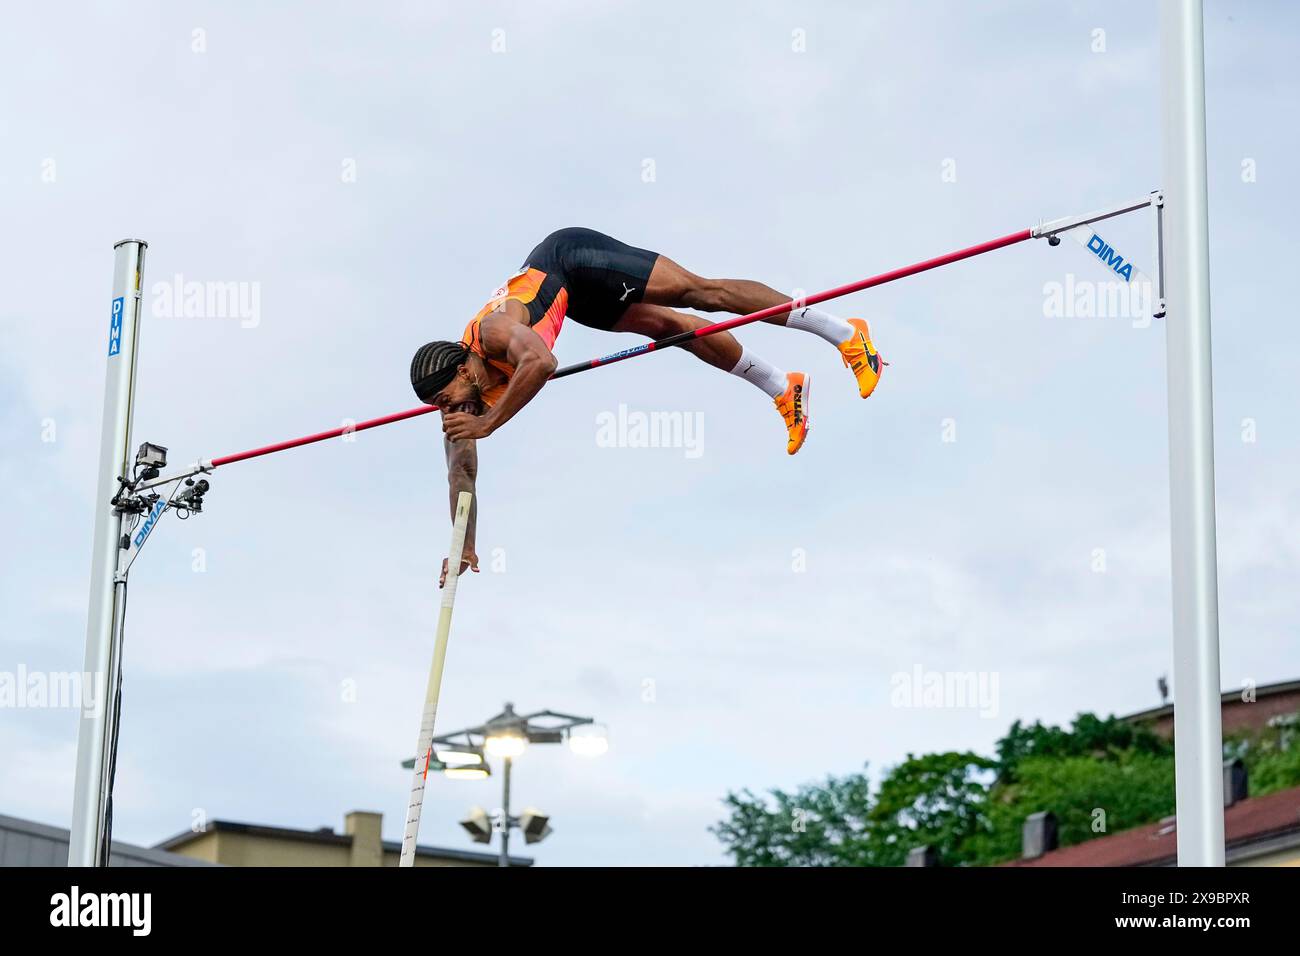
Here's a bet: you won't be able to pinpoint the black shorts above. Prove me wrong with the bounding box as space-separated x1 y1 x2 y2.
524 227 660 331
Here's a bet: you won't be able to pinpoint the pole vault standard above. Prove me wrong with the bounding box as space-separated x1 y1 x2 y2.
1161 0 1225 866
70 190 1175 865
70 239 147 868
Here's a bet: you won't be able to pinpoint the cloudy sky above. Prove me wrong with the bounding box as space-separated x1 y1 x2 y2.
2 1 1296 866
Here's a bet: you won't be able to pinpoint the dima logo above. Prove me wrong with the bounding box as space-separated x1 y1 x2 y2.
132 498 167 548
1086 233 1135 282
108 297 124 356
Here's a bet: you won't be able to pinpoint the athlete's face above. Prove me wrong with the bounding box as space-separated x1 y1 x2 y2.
434 361 483 410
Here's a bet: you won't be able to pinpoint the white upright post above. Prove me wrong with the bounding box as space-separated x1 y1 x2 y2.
69 239 148 867
1160 0 1225 866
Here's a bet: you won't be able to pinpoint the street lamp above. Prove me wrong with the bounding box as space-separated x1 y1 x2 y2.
436 745 485 768
403 701 606 866
518 808 552 845
484 722 528 759
460 806 493 844
443 765 490 781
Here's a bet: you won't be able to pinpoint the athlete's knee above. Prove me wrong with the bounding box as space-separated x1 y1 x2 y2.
625 308 694 339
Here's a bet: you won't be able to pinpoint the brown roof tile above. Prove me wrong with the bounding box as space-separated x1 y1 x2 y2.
1002 784 1300 867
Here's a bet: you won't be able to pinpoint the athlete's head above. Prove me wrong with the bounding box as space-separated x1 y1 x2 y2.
410 340 486 408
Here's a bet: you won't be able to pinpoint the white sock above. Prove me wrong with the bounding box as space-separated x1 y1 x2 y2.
786 305 854 346
729 348 787 399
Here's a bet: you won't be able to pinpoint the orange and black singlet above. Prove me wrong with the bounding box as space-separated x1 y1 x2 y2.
459 227 660 407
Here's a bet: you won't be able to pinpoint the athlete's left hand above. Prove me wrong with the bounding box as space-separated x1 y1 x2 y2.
442 411 494 441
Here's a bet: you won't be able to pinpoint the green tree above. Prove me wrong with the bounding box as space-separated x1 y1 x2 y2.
713 712 1193 867
710 771 875 867
1228 713 1300 796
975 752 1175 863
863 751 997 866
995 713 1171 781
711 754 995 867
1250 745 1300 794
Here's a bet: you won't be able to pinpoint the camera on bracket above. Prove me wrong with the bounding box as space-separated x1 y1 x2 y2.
135 442 168 481
174 478 209 513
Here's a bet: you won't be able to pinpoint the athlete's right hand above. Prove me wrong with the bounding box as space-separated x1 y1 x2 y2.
439 551 480 588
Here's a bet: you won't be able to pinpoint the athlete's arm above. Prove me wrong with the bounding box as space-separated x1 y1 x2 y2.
441 315 558 441
440 433 480 587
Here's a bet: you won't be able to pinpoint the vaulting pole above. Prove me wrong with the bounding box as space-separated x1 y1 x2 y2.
400 491 473 867
1161 0 1225 866
70 239 148 866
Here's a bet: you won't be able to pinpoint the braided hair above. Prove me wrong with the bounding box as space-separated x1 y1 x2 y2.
410 340 471 404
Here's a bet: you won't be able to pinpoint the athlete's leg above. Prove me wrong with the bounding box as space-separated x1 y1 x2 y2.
643 254 851 343
613 304 787 399
613 304 740 372
613 303 810 454
642 255 799 324
642 253 885 400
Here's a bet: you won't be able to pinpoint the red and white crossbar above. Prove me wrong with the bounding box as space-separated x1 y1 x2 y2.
135 192 1159 490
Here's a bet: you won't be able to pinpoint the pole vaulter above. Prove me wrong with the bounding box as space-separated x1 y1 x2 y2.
71 192 1168 866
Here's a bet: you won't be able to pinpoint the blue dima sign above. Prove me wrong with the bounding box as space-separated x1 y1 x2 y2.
1086 234 1136 282
108 296 125 356
132 497 167 549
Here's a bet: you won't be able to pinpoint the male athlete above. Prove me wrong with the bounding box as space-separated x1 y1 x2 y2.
410 227 885 583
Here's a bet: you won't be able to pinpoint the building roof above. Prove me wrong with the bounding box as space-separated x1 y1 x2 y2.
0 813 217 867
155 819 533 866
1121 678 1300 727
1003 784 1300 867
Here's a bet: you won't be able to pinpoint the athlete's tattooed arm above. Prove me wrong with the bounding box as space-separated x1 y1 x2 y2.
440 433 480 587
